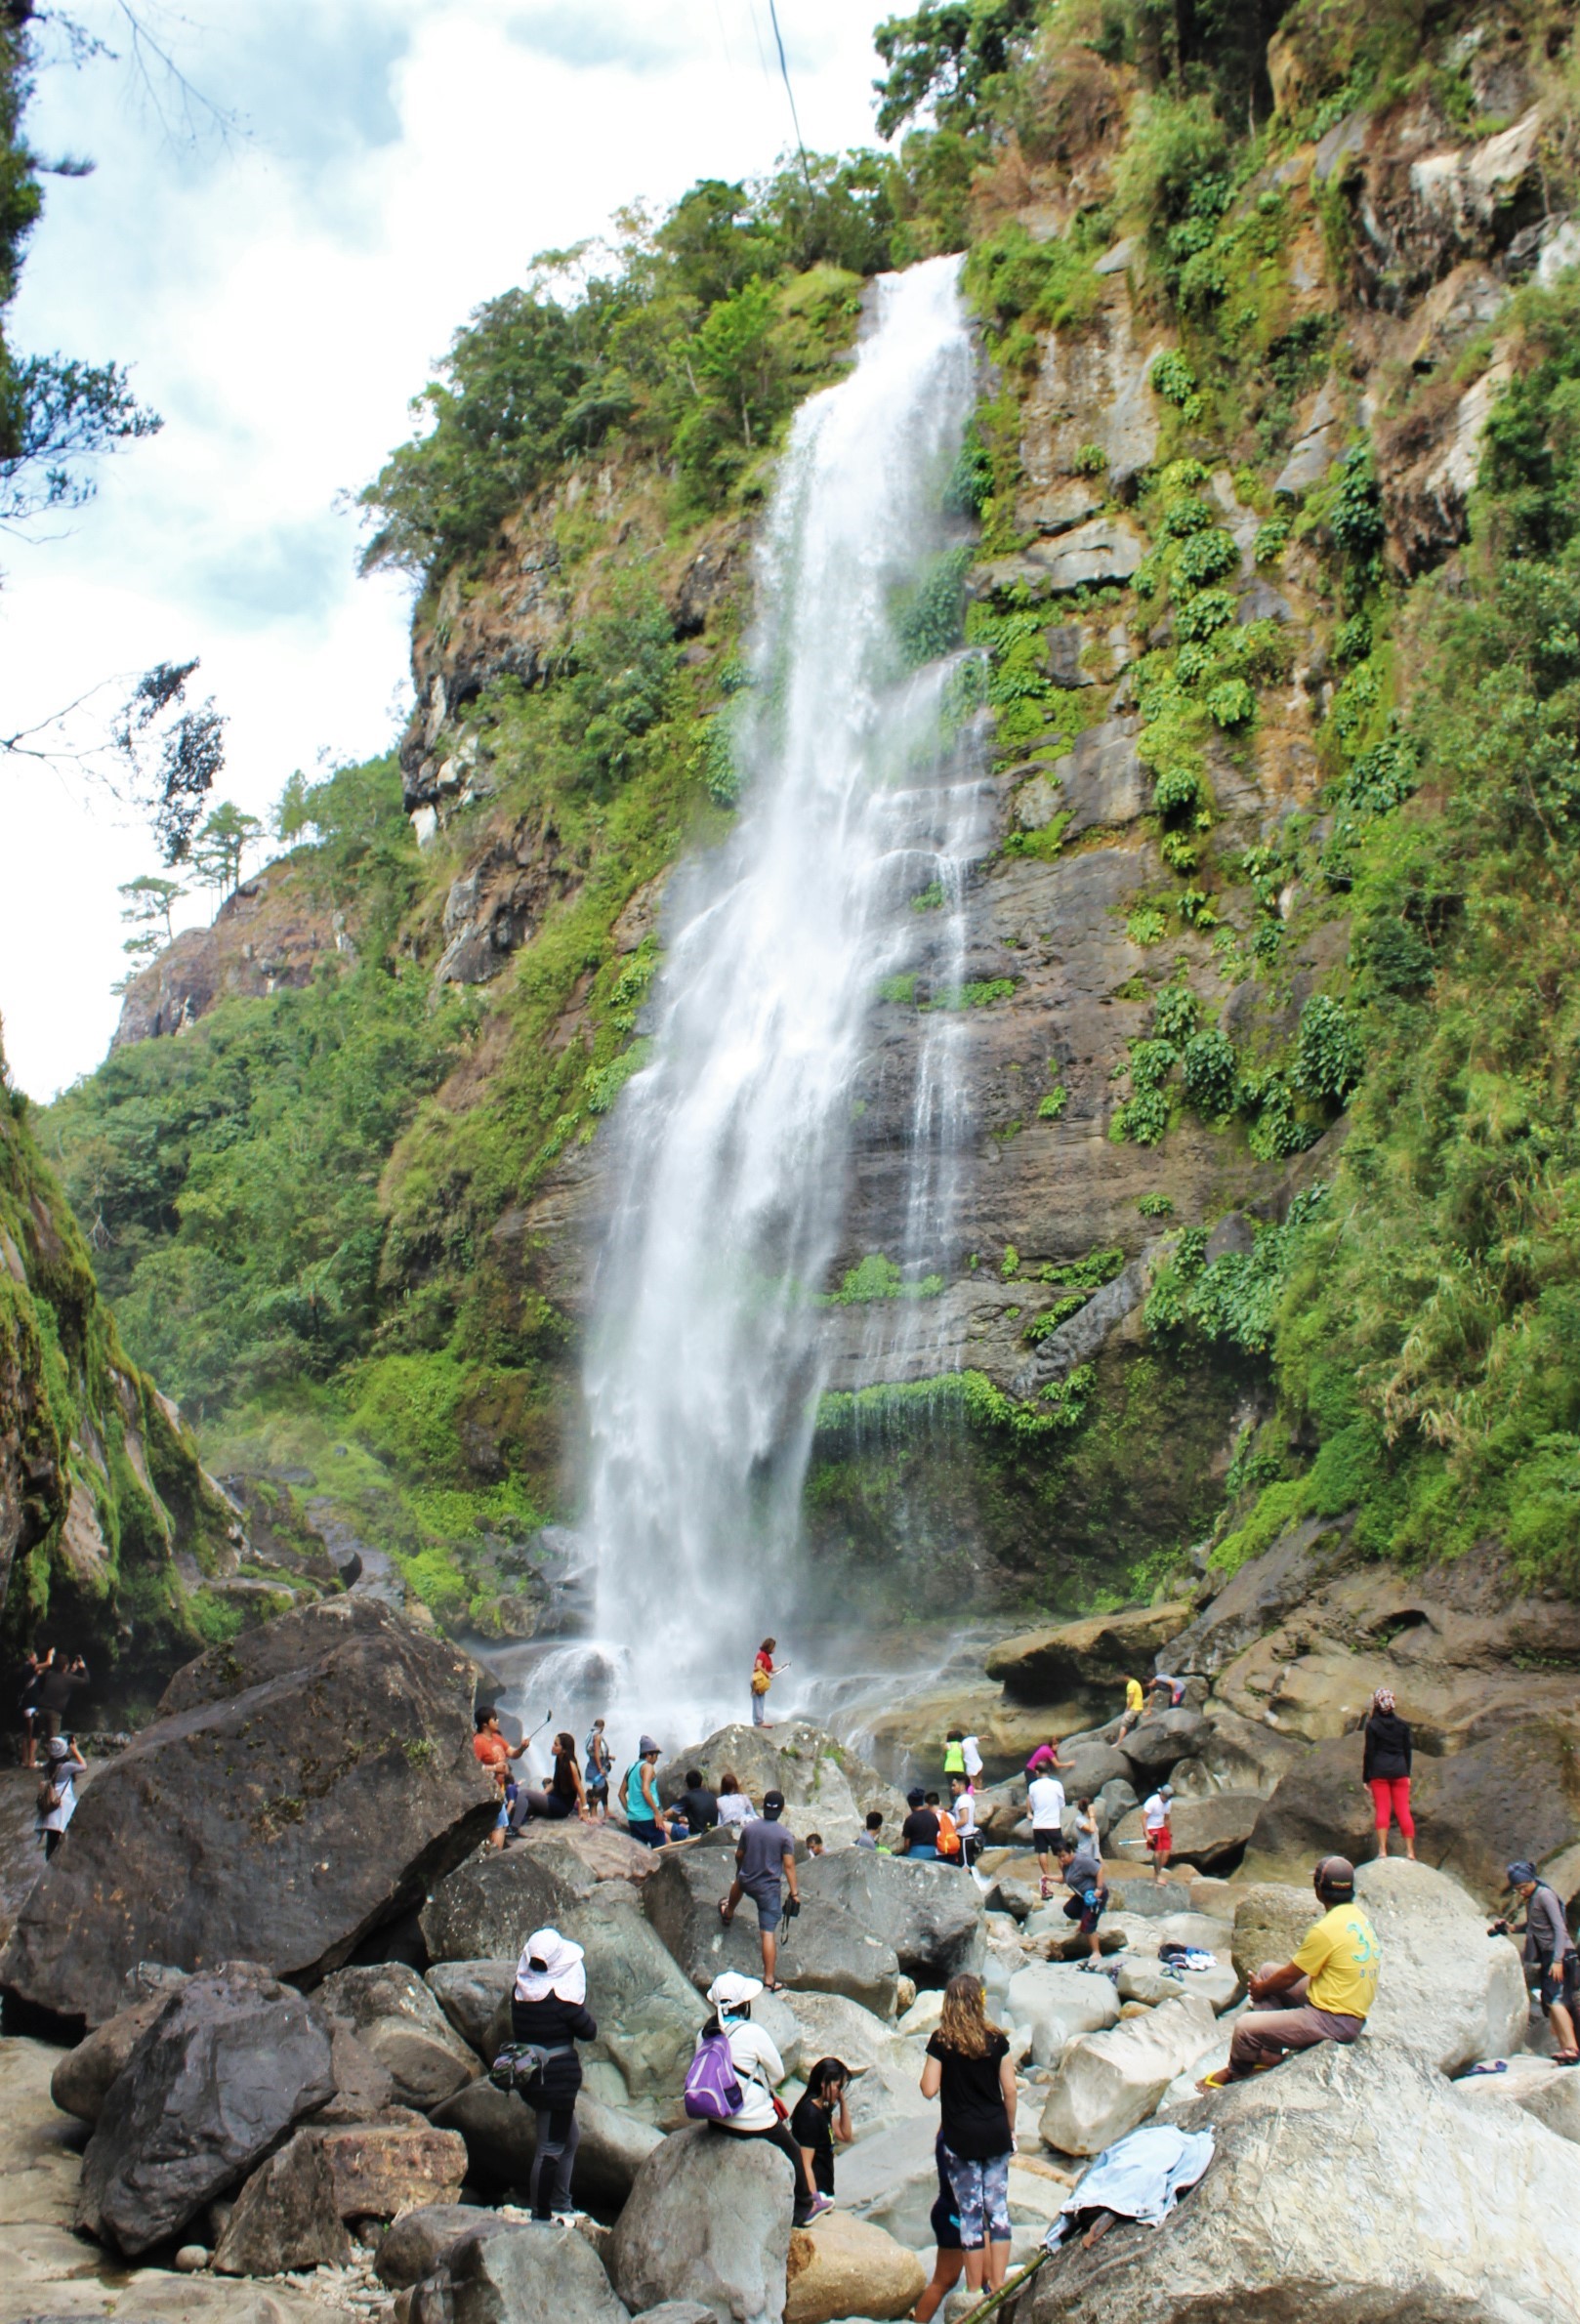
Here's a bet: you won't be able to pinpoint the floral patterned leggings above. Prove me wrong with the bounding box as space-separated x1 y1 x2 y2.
939 2144 1012 2249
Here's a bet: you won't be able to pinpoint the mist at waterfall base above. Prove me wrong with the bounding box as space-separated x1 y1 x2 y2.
491 258 991 1770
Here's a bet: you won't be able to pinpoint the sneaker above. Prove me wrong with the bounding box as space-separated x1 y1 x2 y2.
801 2195 835 2222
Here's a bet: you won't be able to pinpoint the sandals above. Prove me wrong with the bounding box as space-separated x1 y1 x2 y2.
1552 2050 1580 2065
718 1900 733 1927
766 1978 789 1993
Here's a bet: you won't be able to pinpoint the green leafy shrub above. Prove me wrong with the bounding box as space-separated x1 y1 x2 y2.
1207 677 1256 728
1037 1084 1067 1119
1152 984 1199 1045
1138 1192 1175 1219
1294 994 1364 1104
1174 589 1236 642
1173 527 1238 589
1182 1026 1237 1115
1150 350 1203 419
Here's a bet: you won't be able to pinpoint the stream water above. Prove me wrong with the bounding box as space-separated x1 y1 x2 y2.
500 257 987 1759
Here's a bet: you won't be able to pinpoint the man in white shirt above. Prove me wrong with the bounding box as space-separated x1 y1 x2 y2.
705 1971 831 2224
949 1773 980 1869
1027 1771 1066 1898
1143 1784 1174 1883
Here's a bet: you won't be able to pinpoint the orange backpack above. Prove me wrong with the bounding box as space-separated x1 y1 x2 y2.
936 1808 961 1859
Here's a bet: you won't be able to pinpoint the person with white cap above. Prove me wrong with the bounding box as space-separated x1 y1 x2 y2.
702 1971 830 2223
510 1928 598 2221
35 1731 85 1859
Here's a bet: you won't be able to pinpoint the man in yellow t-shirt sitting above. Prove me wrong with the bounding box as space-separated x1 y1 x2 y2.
1201 1856 1381 2088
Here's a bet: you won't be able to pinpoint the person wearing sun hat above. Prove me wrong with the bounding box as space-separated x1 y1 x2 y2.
34 1731 85 1858
702 1971 830 2222
509 1928 597 2221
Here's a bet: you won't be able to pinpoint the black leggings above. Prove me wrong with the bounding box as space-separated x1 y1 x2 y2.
722 2120 815 2222
530 2104 580 2218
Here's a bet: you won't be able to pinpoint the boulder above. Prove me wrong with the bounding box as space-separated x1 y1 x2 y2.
317 2117 468 2220
313 2023 397 2123
1241 1730 1389 1877
1353 1857 1526 2075
50 1991 167 2126
318 1962 481 2109
426 1958 514 2056
785 2212 926 2324
1 1598 497 2027
643 1846 900 2015
76 1965 335 2257
837 2112 943 2247
1116 1710 1213 1779
1229 1882 1314 1988
661 1722 906 1845
1411 1719 1580 1905
563 1884 709 2102
985 1607 1191 1706
800 1849 984 1984
1025 2038 1580 2324
1038 1995 1219 2156
411 2219 632 2324
1108 1792 1261 1873
632 2309 717 2324
421 1823 657 1962
376 2204 509 2289
1007 1962 1121 2066
212 2130 353 2275
608 2123 794 2324
1518 2070 1580 2147
1102 1880 1192 1921
1196 1709 1308 1798
780 1989 931 2137
433 2078 662 2213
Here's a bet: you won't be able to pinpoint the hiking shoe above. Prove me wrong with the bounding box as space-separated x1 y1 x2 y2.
801 2195 835 2222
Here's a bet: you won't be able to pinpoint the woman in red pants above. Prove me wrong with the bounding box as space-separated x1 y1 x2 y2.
1362 1687 1416 1861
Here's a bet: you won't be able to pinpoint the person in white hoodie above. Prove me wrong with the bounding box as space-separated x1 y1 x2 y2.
703 1971 831 2223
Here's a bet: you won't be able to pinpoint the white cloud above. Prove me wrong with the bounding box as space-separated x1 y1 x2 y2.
0 0 887 1097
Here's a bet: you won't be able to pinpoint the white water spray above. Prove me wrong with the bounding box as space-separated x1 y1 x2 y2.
579 257 984 1744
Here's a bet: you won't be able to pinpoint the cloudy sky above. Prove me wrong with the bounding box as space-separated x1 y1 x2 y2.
0 0 889 1098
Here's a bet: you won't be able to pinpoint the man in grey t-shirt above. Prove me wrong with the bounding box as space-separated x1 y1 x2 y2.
720 1789 799 1991
1497 1860 1579 2061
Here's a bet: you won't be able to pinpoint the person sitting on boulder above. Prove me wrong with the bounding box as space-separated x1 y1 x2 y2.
510 1927 597 2222
921 1973 1017 2301
898 1786 941 1861
790 2054 854 2199
1493 1861 1580 2065
623 1737 671 1847
1057 1837 1110 1966
720 1787 799 1990
474 1706 527 1849
512 1730 591 1830
857 1809 885 1851
1199 1855 1379 2091
1361 1688 1416 1863
716 1769 757 1829
678 1767 719 1834
702 1971 830 2223
1142 1783 1174 1884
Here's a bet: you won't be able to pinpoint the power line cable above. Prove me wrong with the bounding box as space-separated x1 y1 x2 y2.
764 0 813 188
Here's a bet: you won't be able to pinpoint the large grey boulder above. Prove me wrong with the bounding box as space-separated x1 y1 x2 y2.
644 1846 900 2015
376 2204 510 2289
212 2129 353 2275
1026 2038 1580 2323
1117 1710 1213 1780
780 1989 930 2137
420 1822 659 1962
837 2112 944 2247
411 2219 632 2324
1007 1962 1120 2067
318 1961 480 2109
432 2078 661 2213
1108 1790 1261 1873
50 1991 168 2126
1354 1856 1526 2074
607 2123 794 2324
563 1884 709 2102
426 1957 514 2057
1229 1882 1314 1986
2 1598 497 2027
1038 1995 1219 2156
661 1722 907 1848
800 1849 984 1984
76 1965 335 2257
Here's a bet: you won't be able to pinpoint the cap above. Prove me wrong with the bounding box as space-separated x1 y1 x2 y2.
1314 1854 1355 1891
906 1786 926 1806
707 1971 763 2013
1506 1860 1539 1887
639 1734 660 1756
46 1736 69 1761
763 1788 784 1813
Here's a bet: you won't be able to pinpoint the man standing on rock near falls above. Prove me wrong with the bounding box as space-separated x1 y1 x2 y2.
1199 1856 1380 2090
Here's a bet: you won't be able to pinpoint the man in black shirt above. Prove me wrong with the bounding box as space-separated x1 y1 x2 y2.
898 1785 941 1860
678 1769 719 1833
36 1654 89 1739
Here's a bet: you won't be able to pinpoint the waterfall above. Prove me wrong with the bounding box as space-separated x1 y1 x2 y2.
579 255 983 1745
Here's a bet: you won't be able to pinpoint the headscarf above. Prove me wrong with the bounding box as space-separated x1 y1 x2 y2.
1372 1687 1396 1715
514 1926 586 2006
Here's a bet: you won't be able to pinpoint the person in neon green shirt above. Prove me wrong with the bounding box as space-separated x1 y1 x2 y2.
1200 1856 1380 2087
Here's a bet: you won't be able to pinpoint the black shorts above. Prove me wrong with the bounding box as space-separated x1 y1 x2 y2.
1032 1828 1060 1853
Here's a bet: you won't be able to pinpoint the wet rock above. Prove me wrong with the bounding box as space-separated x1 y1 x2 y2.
212 2130 353 2276
411 2218 632 2324
800 1848 984 1984
643 1845 901 2014
76 1965 335 2257
317 1962 481 2110
1038 1995 1219 2156
375 2203 508 2290
317 2118 468 2220
785 2211 926 2324
607 2122 793 2324
432 2079 661 2213
2 1598 497 2029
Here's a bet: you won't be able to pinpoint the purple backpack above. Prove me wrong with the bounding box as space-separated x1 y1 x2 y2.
684 2027 744 2122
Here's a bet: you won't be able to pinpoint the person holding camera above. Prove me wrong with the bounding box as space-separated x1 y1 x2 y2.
1494 1861 1579 2065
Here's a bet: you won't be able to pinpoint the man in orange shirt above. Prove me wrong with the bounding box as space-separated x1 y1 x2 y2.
474 1705 528 1849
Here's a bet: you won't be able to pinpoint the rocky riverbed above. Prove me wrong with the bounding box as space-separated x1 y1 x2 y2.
2 1560 1579 2324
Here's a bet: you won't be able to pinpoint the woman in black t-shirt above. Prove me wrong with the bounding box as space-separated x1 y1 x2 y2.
920 1973 1017 2297
788 2056 853 2196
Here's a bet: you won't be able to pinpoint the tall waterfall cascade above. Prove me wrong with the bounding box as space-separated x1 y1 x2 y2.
579 255 987 1742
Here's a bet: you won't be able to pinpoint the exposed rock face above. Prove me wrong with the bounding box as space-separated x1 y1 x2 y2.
316 2118 469 2220
986 1606 1193 1705
316 1962 480 2110
607 2123 793 2324
75 1965 335 2257
112 875 347 1049
211 2130 353 2276
1026 2039 1580 2323
1352 1858 1527 2076
1038 1994 1219 2155
410 2218 633 2324
643 1844 902 2014
1 1598 497 2026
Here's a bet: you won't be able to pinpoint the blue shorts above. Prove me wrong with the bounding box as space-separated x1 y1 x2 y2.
742 1873 783 1931
628 1817 665 1848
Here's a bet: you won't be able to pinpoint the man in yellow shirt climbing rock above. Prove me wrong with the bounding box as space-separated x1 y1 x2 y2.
1200 1855 1381 2088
